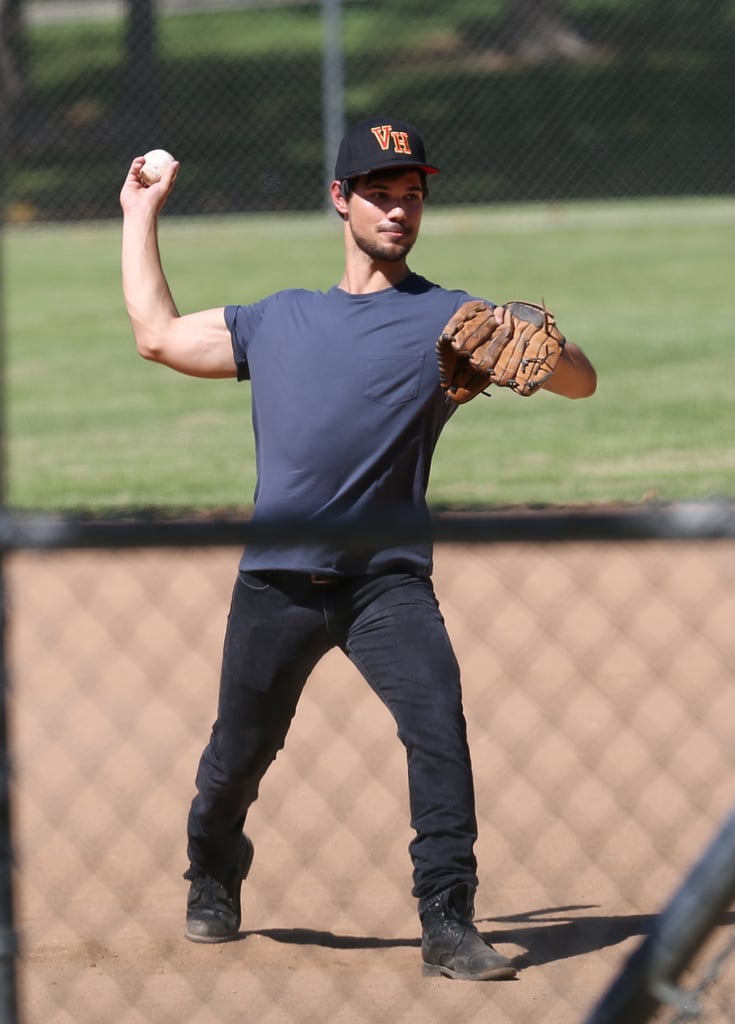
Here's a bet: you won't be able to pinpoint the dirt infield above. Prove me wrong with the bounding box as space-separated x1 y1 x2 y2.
6 542 735 1023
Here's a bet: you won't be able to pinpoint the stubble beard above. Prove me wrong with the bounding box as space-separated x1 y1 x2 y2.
351 225 415 263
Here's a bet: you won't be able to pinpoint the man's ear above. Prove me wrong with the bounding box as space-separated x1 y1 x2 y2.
331 179 349 219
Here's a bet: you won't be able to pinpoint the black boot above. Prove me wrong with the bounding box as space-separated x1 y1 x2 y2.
184 833 255 943
420 883 516 981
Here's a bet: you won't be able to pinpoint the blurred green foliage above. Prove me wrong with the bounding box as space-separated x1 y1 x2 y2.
6 2 735 222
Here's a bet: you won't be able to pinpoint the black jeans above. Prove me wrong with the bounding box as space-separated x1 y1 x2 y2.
186 569 479 905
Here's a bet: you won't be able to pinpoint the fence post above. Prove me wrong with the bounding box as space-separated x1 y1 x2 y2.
124 0 159 150
0 52 21 1024
321 0 345 208
0 565 19 1024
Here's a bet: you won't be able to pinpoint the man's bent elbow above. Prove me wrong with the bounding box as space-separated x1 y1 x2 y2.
572 367 597 398
552 346 597 399
127 311 177 363
134 329 168 364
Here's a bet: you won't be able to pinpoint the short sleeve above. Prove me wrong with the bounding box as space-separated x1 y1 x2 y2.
225 302 268 381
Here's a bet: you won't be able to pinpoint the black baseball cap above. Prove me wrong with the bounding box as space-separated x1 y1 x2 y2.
334 117 440 181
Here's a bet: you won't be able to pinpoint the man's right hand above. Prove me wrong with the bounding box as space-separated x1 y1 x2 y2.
119 155 180 217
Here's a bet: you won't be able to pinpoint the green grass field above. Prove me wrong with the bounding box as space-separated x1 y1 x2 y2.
5 196 734 512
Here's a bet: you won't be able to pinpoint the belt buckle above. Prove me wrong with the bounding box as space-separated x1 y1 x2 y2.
309 573 336 585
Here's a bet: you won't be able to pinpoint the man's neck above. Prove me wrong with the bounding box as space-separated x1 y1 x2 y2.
338 260 412 295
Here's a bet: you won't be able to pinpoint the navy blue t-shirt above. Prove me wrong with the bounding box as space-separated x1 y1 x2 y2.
225 272 488 576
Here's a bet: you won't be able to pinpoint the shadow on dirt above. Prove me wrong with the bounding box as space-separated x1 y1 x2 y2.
245 904 735 971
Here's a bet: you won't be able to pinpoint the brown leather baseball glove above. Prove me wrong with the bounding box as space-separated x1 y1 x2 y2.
436 299 566 403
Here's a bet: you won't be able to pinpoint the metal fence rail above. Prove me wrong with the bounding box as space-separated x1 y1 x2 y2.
583 806 735 1024
2 500 735 550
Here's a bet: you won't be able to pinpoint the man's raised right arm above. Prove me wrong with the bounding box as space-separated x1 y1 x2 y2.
120 156 236 379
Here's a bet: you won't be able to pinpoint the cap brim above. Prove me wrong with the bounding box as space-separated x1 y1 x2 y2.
342 160 440 179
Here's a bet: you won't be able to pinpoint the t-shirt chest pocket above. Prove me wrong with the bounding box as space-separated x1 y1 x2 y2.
364 353 426 407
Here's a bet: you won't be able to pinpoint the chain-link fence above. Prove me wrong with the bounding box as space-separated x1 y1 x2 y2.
3 0 735 221
1 2 734 1021
2 507 734 1023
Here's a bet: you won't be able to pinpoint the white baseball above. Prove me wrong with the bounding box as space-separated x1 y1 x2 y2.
140 149 175 186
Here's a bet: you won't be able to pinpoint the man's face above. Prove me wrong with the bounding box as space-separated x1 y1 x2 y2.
345 170 425 262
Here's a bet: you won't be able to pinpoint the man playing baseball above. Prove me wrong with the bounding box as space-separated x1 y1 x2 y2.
120 116 596 981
